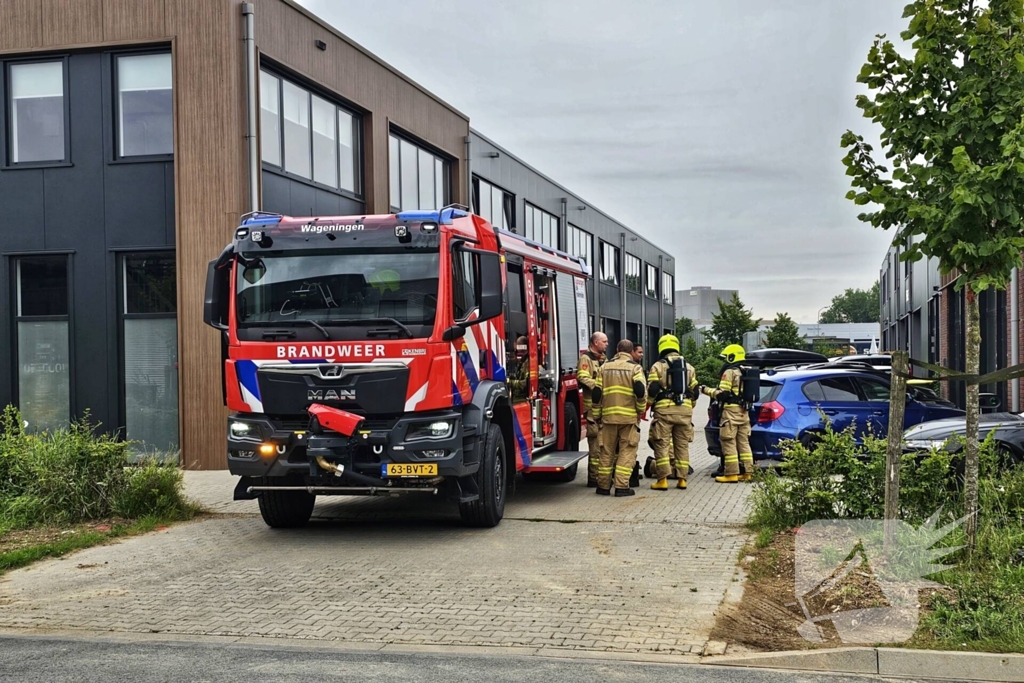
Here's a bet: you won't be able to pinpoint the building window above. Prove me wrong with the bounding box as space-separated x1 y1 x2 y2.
122 254 178 458
389 132 449 211
600 241 619 285
625 254 641 293
7 60 66 164
472 176 514 231
259 71 281 166
282 80 310 178
567 224 592 269
116 53 173 157
645 264 658 299
525 203 559 248
262 69 361 194
15 256 70 433
663 273 674 304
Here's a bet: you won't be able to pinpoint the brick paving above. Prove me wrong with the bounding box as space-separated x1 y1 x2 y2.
0 398 752 656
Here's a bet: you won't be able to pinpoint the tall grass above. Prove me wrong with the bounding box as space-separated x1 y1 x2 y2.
0 406 197 530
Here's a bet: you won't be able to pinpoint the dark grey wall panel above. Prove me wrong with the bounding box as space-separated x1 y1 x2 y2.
599 283 620 319
626 293 642 323
261 170 365 217
0 50 174 433
105 164 170 246
645 298 661 327
0 172 46 252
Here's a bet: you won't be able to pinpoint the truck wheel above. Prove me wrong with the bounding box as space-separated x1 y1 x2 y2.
257 482 316 528
460 423 506 528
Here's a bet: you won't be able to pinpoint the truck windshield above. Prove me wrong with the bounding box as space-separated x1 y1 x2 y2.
235 249 440 336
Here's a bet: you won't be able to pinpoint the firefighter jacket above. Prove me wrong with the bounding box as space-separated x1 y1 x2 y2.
648 352 699 415
701 365 743 404
594 352 647 424
577 351 604 415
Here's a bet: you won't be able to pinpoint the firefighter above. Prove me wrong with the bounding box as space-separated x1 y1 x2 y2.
578 332 608 487
647 334 698 490
630 344 644 368
593 339 647 497
700 343 754 483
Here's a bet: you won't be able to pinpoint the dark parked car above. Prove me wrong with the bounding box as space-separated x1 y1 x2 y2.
745 348 828 369
705 368 965 460
903 411 1024 465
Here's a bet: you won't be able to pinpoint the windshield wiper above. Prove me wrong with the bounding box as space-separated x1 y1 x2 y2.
284 318 331 339
332 317 414 339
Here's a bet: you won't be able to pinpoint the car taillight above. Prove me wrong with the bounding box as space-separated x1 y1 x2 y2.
757 400 785 424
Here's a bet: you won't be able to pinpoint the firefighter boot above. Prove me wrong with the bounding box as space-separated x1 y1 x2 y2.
614 488 636 497
651 478 669 491
595 487 611 496
715 474 739 483
676 478 687 489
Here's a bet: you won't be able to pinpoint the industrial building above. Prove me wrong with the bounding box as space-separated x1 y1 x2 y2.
674 286 738 328
0 0 676 468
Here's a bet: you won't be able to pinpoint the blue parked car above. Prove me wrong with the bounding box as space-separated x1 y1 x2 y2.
704 368 965 460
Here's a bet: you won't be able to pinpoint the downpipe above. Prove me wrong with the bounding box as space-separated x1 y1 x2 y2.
242 3 259 212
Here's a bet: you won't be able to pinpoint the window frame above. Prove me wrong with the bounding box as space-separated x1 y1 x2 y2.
116 250 178 453
9 252 76 423
567 224 593 271
472 175 515 231
388 128 450 212
2 55 72 169
662 272 674 304
645 263 658 299
624 253 641 293
600 241 620 286
259 63 364 200
113 50 174 162
523 202 560 249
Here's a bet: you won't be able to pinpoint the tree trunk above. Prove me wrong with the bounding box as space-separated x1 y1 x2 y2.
884 350 908 553
964 285 982 552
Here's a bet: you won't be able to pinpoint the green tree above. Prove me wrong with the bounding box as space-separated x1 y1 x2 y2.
674 316 695 338
819 282 880 323
841 0 1024 549
764 312 805 350
709 292 758 345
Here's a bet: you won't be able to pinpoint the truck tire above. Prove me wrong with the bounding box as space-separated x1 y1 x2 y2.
257 483 316 528
459 423 506 528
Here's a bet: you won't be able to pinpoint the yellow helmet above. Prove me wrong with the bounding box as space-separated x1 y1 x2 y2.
657 333 680 355
720 343 746 363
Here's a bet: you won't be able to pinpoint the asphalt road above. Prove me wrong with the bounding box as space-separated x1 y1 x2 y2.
0 636 944 683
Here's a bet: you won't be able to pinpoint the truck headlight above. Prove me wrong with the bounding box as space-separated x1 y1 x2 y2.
407 420 454 440
230 421 259 440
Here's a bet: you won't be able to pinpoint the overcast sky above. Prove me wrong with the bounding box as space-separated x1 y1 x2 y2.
300 0 909 323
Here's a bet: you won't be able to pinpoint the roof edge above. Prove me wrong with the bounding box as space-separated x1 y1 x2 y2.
280 0 469 122
470 128 672 263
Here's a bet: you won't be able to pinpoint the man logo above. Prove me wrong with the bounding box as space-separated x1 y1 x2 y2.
307 389 356 402
319 365 345 378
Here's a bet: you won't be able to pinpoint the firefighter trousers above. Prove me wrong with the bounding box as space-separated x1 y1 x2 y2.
719 406 753 477
598 422 640 490
586 415 601 484
651 415 693 483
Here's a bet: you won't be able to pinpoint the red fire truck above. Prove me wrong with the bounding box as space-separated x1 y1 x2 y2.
203 208 592 528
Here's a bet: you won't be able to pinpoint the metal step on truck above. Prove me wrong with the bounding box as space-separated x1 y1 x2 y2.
203 207 594 528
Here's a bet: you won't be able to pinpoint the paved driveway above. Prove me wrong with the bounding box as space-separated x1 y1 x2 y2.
0 398 752 658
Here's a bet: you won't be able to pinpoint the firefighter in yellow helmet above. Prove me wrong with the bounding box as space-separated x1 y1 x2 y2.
647 334 699 490
700 343 754 483
593 339 647 496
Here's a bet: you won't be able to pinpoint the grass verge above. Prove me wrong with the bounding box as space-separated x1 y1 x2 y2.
0 513 199 576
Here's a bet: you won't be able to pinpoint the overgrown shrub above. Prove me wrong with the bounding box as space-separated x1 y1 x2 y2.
0 406 196 529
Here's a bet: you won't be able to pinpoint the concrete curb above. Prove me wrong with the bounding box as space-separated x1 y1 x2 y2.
705 646 1024 682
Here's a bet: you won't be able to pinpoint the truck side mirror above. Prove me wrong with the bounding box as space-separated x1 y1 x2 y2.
477 251 503 322
203 247 232 331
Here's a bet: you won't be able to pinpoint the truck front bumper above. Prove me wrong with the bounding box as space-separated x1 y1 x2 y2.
225 411 479 480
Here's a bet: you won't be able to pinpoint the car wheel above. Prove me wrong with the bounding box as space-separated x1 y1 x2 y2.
459 423 506 528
